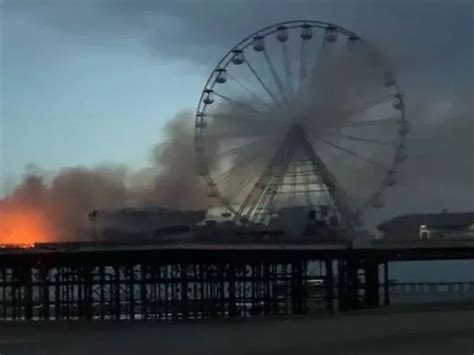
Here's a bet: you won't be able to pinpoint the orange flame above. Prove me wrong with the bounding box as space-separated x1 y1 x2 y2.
0 206 55 245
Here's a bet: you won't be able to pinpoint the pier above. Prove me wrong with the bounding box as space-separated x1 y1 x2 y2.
0 242 472 321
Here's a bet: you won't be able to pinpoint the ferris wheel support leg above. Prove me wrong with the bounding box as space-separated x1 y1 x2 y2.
235 128 296 222
297 127 355 228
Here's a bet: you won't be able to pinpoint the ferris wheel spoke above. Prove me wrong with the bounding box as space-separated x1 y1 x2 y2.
203 119 274 141
307 40 327 91
227 73 273 109
344 95 393 114
298 39 309 92
339 117 401 128
205 111 273 127
212 92 264 115
204 130 270 141
212 152 266 183
329 133 396 147
263 48 288 104
317 138 386 168
281 42 294 97
214 137 272 159
202 124 271 141
243 58 282 108
226 176 256 206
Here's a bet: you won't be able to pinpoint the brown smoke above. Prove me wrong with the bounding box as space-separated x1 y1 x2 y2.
0 111 211 243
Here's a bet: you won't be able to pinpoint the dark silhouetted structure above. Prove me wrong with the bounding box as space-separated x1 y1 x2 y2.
378 212 474 242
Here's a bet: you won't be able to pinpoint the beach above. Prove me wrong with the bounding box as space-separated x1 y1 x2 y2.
1 305 473 355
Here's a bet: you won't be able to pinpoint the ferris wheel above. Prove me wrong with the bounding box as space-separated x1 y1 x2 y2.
194 20 408 227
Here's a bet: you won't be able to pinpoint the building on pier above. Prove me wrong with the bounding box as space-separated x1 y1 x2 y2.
88 208 206 242
378 211 474 242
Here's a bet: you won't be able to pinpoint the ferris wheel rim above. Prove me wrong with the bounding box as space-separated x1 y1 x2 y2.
194 19 407 220
195 20 359 125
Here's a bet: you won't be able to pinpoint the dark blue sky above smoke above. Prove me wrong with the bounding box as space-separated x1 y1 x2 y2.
12 1 473 78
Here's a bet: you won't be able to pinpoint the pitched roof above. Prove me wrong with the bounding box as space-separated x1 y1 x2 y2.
378 212 474 231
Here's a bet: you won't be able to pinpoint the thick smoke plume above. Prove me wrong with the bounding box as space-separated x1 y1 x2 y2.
0 112 211 243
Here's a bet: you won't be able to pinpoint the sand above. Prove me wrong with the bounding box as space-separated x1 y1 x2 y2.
1 306 473 355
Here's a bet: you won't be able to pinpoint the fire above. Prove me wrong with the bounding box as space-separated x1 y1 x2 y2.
0 206 54 245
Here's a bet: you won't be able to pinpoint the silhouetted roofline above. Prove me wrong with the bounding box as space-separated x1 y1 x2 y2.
378 212 474 231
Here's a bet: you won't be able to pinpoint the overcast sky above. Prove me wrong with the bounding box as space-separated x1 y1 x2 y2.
1 0 473 205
